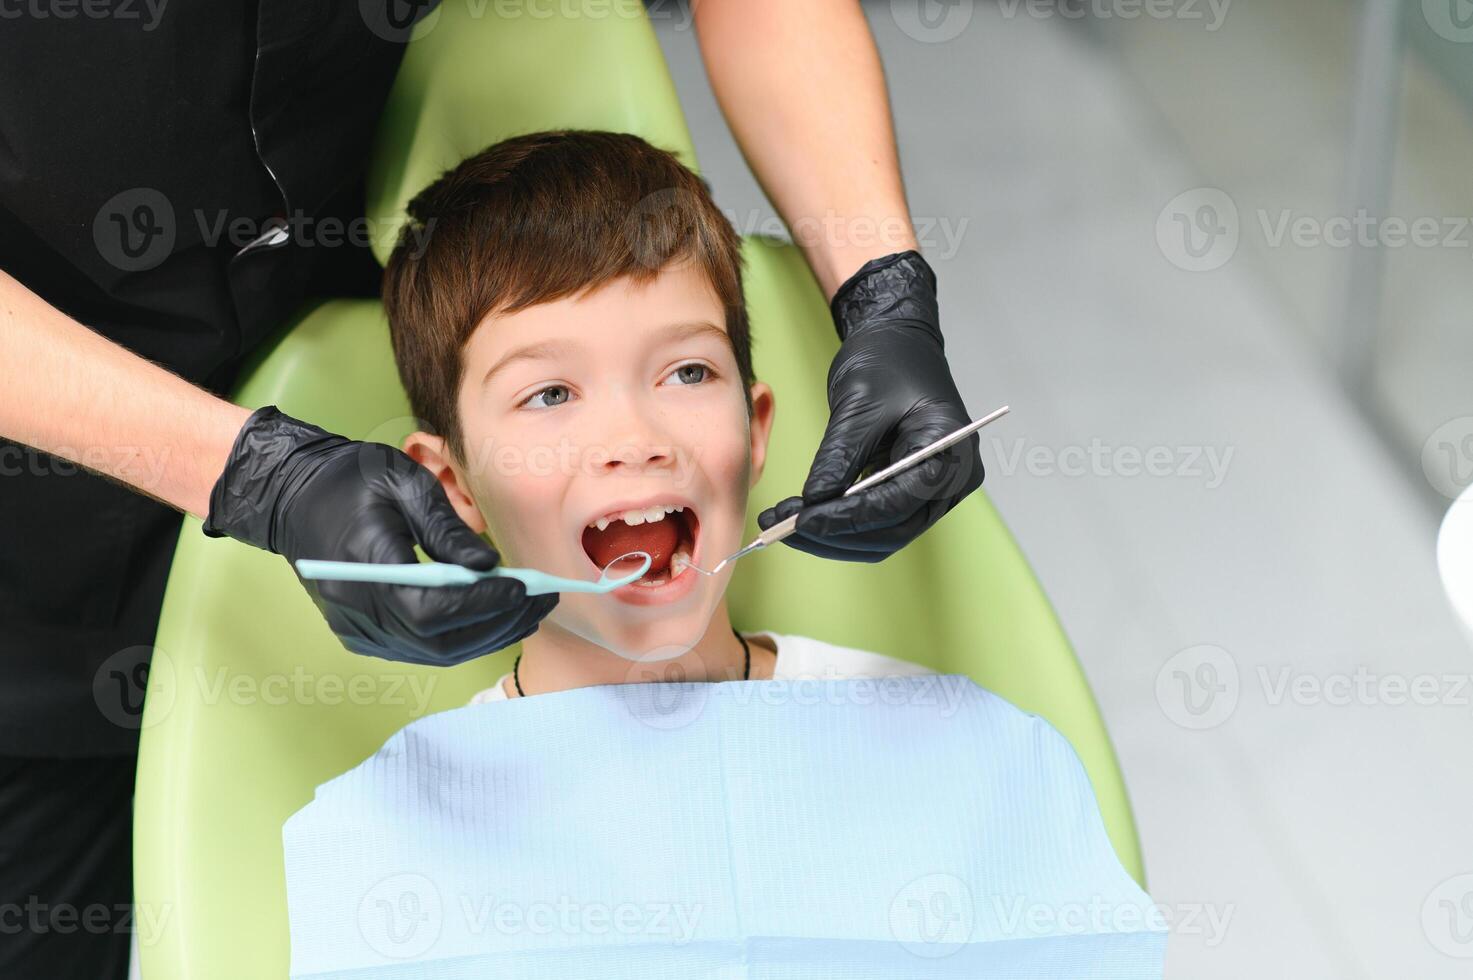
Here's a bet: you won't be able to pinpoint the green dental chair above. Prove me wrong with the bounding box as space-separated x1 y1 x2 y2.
134 3 1143 976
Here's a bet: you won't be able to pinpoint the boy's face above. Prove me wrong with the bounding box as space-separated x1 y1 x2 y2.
405 263 775 661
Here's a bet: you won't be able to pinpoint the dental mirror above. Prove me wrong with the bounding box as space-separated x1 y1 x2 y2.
294 550 653 596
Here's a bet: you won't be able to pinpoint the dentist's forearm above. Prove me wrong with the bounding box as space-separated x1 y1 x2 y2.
0 269 251 518
692 0 920 299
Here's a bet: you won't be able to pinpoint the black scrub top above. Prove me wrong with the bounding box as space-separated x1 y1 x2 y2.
0 0 438 756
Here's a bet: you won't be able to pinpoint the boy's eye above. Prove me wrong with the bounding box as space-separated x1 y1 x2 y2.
519 362 715 410
521 384 571 410
664 361 713 386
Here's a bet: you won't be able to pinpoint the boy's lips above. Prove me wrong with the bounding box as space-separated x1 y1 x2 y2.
573 493 705 606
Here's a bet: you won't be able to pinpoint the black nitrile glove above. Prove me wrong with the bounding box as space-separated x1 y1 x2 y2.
202 406 557 665
757 250 984 562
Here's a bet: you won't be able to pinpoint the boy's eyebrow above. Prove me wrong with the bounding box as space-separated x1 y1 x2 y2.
481 320 733 388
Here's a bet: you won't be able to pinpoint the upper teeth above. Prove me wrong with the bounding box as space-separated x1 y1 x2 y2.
589 504 685 531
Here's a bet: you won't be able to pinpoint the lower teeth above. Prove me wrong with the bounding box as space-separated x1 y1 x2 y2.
632 550 691 587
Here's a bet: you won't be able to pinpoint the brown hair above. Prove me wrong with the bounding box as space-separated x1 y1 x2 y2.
383 129 754 464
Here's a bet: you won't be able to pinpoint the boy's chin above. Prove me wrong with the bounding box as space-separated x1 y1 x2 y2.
559 604 716 664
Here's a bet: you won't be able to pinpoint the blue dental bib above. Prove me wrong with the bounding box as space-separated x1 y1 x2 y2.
283 676 1167 978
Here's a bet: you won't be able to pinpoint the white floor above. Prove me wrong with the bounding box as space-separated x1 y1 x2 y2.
656 3 1473 977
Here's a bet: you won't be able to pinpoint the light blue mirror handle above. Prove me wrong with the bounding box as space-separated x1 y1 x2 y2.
294 551 651 596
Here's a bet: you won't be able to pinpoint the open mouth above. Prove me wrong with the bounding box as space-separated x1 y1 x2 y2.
580 502 700 589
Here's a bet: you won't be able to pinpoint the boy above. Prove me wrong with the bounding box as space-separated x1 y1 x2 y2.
289 146 1166 972
382 130 930 699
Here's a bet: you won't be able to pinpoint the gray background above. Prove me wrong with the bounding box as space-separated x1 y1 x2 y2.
650 1 1473 976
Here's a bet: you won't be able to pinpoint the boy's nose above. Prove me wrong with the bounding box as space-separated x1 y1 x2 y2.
604 441 676 473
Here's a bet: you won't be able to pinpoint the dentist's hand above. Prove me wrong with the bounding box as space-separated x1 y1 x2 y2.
202 406 557 665
757 250 984 562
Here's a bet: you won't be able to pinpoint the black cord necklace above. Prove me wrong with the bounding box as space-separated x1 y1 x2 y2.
513 627 750 698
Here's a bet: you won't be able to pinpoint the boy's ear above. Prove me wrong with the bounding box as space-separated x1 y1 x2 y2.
747 381 776 488
401 431 487 533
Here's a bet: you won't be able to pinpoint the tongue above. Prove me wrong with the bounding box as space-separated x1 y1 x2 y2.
582 517 678 575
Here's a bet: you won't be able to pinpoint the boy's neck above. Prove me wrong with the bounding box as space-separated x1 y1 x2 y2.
504 600 776 698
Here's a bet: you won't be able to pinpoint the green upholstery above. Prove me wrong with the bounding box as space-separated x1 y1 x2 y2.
134 3 1142 976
